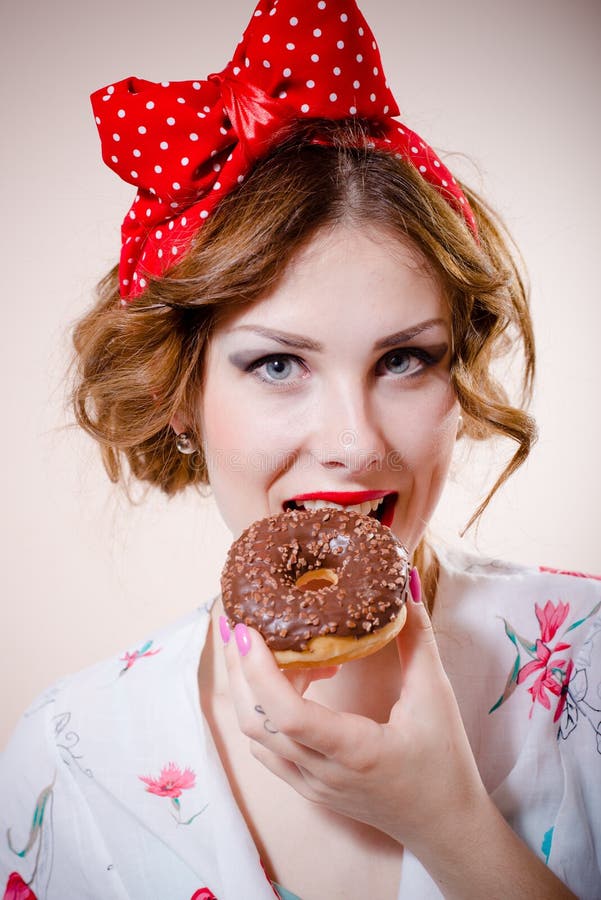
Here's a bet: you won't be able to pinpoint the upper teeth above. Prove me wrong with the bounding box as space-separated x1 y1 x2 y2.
296 498 384 516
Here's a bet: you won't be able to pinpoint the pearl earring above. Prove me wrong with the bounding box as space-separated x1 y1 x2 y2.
175 432 197 455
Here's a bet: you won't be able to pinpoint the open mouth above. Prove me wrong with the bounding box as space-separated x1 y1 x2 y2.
283 492 397 528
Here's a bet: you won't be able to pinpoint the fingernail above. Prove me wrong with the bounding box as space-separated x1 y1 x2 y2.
234 622 251 657
219 615 231 644
409 567 422 604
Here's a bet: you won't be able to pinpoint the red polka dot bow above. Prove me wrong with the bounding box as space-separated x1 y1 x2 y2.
91 0 478 300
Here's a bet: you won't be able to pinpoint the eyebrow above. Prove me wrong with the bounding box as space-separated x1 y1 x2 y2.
229 318 446 352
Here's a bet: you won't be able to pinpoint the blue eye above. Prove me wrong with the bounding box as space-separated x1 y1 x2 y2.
264 358 293 380
246 353 305 386
384 351 412 374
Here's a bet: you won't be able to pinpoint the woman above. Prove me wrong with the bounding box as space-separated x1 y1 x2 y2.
1 1 599 898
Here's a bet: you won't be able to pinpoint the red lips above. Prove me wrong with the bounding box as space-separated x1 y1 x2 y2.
283 490 397 528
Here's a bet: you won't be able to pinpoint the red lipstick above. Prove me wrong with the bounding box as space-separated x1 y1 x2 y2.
283 490 397 528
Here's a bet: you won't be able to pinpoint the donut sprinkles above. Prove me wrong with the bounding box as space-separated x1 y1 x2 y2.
221 507 409 663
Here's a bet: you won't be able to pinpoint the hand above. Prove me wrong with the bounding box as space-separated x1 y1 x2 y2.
220 569 489 856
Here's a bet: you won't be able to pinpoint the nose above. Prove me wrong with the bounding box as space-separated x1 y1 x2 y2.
307 376 388 474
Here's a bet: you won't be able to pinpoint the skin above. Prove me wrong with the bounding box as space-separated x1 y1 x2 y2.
176 225 575 898
197 225 459 551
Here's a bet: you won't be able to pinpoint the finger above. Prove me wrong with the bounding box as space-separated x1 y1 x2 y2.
233 623 378 760
396 567 443 692
221 619 329 768
284 665 341 697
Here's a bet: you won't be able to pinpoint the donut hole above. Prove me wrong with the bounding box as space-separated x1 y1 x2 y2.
294 567 339 592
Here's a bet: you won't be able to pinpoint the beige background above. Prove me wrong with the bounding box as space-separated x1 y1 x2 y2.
1 0 600 749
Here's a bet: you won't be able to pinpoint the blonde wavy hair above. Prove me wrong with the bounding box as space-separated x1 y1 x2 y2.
72 121 537 607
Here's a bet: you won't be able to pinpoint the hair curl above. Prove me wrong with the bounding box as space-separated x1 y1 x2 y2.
72 121 536 604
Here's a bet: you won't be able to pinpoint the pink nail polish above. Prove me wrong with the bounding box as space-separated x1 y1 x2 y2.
219 615 231 644
409 567 422 604
234 622 251 656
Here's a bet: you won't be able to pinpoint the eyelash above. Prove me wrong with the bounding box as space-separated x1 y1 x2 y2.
245 348 439 389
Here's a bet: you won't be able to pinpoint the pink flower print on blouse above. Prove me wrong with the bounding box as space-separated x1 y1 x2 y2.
534 599 570 643
119 639 161 675
139 762 207 825
140 761 196 798
491 597 601 752
190 890 217 900
2 872 37 900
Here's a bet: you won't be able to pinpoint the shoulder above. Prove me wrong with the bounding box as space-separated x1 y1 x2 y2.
436 543 601 621
0 602 214 895
1 601 213 792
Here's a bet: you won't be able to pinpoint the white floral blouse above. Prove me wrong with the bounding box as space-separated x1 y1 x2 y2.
1 548 600 900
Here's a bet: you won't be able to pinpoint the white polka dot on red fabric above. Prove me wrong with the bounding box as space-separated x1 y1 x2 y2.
318 1 326 8
356 53 363 62
181 216 187 226
370 93 376 101
290 16 298 25
337 40 344 49
349 106 357 114
419 165 426 173
306 79 315 88
311 53 319 61
95 116 101 124
138 126 147 134
113 133 120 141
155 229 163 239
287 42 295 50
213 163 221 171
233 66 241 75
172 246 178 254
200 210 209 218
158 249 163 258
129 210 136 219
434 160 441 168
237 174 245 183
107 85 114 94
263 34 270 42
340 13 348 22
301 103 310 112
411 146 418 154
333 66 341 75
353 79 360 88
111 154 118 162
213 182 221 190
130 170 138 178
358 26 364 36
442 179 448 187
177 97 186 104
192 82 201 90
146 101 155 110
154 165 162 174
329 92 337 101
117 109 125 118
160 141 168 150
373 67 379 76
263 60 271 68
181 157 189 165
313 27 322 36
167 117 176 125
189 133 199 141
133 148 141 157
283 67 292 77
160 81 170 88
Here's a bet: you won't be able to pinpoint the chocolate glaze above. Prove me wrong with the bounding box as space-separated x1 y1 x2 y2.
221 508 409 651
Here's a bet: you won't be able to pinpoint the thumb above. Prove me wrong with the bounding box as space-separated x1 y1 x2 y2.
396 567 442 686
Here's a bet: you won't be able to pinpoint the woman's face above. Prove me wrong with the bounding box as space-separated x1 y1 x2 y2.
198 225 460 553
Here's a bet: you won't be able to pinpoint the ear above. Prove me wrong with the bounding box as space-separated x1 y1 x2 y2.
169 410 188 435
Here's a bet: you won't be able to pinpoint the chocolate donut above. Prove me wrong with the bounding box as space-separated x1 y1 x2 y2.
221 507 409 668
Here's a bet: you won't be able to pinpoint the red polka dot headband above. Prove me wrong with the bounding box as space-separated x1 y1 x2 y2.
91 0 478 301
